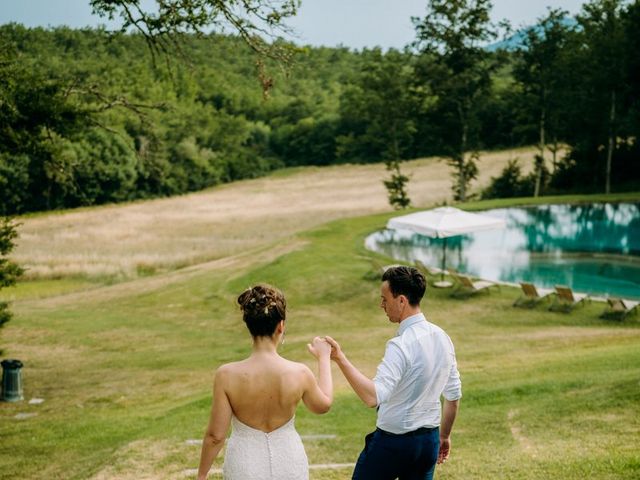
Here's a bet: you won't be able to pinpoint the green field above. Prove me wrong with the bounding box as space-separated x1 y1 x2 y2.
1 196 639 479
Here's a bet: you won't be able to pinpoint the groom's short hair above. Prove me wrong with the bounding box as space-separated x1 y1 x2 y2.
382 266 426 306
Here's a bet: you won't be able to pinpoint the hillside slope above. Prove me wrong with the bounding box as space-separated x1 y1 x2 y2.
13 147 537 280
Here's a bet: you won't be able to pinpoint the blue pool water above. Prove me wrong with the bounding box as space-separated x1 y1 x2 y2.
365 202 640 300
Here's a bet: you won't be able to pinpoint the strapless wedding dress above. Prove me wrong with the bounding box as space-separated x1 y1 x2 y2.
223 415 309 480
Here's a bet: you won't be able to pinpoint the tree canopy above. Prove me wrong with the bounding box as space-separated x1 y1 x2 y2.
1 0 639 215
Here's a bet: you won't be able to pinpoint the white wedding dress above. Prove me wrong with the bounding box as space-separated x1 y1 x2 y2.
223 415 309 480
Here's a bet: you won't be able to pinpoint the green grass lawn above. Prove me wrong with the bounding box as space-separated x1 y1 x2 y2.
1 198 639 479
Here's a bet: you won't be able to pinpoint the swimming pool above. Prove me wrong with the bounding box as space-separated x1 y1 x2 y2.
365 202 640 300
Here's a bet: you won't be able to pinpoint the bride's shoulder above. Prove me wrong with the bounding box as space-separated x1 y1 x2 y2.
211 361 250 388
214 361 244 377
282 359 314 376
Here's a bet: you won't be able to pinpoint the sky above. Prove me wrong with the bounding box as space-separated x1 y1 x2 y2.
0 0 588 50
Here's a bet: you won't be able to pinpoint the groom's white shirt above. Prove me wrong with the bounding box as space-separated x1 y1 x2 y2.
373 312 462 434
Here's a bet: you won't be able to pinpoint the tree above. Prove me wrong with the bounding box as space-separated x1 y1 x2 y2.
0 218 23 352
0 36 89 213
383 161 412 209
577 0 629 194
412 0 496 202
0 26 368 214
623 1 640 170
513 9 574 197
89 0 300 92
1 1 304 214
337 48 416 208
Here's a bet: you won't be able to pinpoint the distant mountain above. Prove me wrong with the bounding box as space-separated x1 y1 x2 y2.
485 17 578 52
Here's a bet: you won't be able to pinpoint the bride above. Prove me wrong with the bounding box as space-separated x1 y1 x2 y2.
197 284 333 480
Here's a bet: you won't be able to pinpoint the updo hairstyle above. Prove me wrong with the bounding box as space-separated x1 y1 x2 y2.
237 284 287 337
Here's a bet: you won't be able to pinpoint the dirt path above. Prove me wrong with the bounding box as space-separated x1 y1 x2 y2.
13 148 537 280
18 240 307 310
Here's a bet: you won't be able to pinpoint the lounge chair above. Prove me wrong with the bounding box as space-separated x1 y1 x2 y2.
414 260 443 277
364 258 400 281
600 297 640 320
414 260 452 287
450 272 497 297
513 282 555 308
549 285 589 312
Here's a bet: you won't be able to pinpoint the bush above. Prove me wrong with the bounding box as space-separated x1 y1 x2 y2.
482 159 532 199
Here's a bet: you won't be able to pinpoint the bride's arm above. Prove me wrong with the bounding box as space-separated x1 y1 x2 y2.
198 367 232 480
302 337 333 414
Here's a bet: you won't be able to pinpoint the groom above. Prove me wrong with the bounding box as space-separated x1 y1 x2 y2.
326 265 461 480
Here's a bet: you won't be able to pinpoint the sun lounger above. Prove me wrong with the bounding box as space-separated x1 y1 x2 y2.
549 285 589 312
414 260 452 287
450 272 496 297
600 297 640 320
414 260 444 277
365 258 400 281
513 282 555 307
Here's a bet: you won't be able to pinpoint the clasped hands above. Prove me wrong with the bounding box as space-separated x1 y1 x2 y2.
307 335 344 361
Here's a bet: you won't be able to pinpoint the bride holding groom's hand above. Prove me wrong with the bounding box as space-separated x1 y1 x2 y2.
197 285 332 480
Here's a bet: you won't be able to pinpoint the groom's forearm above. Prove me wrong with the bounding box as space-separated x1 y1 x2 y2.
335 355 377 407
440 399 459 438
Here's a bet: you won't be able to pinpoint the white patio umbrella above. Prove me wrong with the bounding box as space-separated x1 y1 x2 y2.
386 207 506 284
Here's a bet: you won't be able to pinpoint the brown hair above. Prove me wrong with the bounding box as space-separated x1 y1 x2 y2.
382 266 426 306
237 284 287 337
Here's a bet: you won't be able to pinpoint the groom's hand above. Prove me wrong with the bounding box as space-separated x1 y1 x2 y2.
323 336 345 362
437 436 451 464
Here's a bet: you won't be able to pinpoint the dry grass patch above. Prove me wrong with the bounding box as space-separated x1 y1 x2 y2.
16 239 306 310
13 148 538 281
89 438 205 480
507 409 537 456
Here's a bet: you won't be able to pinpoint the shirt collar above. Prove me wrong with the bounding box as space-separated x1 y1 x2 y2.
396 312 426 336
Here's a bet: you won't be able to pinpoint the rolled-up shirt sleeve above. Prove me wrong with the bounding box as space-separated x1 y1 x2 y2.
442 355 462 401
374 341 407 405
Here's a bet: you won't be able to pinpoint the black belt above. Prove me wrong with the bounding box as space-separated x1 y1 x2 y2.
377 426 438 437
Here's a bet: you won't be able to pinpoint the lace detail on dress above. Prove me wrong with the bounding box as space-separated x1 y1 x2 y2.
223 415 309 480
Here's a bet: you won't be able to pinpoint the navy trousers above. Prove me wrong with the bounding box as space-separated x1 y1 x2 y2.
352 427 440 480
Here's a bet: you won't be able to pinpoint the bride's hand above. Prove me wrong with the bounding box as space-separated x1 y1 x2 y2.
307 336 331 358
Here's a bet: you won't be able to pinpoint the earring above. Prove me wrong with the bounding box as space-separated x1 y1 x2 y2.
281 330 286 346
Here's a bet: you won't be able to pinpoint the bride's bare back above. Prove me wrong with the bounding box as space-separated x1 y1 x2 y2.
221 354 313 432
